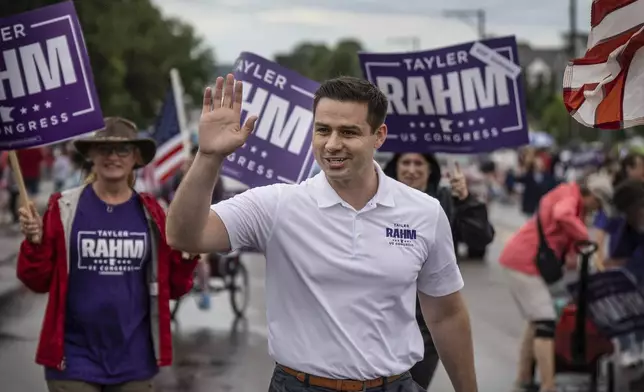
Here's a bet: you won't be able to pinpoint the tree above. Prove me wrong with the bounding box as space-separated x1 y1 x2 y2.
274 39 365 82
1 0 215 128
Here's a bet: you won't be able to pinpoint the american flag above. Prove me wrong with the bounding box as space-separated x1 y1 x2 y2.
151 87 187 185
563 0 644 129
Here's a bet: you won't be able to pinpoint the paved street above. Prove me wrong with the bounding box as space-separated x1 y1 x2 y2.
0 202 535 391
0 180 53 302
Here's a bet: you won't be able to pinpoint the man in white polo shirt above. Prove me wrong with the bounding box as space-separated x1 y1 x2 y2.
166 74 477 391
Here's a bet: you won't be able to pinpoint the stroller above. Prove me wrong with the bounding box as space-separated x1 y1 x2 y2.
551 240 644 391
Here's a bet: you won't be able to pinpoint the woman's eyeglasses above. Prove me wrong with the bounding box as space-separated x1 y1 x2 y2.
96 144 134 157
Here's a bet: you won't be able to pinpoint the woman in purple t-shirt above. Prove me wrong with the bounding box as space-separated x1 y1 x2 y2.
17 117 198 392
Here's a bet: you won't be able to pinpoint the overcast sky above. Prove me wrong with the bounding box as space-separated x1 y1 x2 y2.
151 0 593 64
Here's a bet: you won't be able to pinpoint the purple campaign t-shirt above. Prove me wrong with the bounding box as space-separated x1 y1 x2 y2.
46 186 158 384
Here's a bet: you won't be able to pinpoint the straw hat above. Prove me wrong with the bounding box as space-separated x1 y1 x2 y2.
73 117 157 168
585 173 615 216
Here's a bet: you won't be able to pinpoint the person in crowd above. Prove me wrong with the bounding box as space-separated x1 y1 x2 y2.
384 152 494 389
52 145 73 193
607 179 644 282
166 75 477 391
64 148 91 190
16 117 198 392
499 174 613 392
159 145 225 310
516 155 559 217
17 147 44 195
2 157 19 226
593 152 644 269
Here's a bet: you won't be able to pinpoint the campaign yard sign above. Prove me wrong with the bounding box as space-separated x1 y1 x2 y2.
359 36 529 153
569 269 644 340
0 1 104 150
226 52 318 188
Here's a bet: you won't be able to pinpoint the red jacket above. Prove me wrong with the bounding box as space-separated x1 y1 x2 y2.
16 186 198 370
499 182 588 275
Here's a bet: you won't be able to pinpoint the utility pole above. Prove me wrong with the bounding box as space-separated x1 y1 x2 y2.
386 36 420 51
442 9 486 39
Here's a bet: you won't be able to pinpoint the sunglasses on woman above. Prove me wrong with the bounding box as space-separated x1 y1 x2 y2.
95 144 135 157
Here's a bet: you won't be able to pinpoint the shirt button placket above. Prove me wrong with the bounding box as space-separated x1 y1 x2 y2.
353 215 362 256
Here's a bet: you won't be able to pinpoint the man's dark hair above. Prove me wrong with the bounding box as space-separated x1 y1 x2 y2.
313 76 388 132
613 152 644 187
613 178 644 215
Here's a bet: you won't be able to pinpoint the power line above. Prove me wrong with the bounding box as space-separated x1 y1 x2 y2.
442 9 486 40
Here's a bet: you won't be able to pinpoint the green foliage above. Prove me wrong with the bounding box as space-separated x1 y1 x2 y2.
1 0 216 128
274 39 364 82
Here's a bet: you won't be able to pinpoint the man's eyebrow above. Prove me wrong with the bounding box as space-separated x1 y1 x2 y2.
313 122 361 131
337 125 361 131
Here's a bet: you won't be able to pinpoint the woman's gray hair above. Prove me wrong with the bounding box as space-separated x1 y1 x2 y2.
580 173 615 215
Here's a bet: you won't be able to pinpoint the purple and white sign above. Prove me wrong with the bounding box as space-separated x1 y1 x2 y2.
359 36 529 154
0 1 104 151
226 52 318 188
569 269 644 342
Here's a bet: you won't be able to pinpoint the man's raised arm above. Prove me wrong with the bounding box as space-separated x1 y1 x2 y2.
166 74 257 254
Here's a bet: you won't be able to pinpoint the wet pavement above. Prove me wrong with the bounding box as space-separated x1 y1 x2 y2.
0 202 536 391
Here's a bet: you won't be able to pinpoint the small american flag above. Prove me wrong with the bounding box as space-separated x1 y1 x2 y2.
563 0 644 129
151 87 186 185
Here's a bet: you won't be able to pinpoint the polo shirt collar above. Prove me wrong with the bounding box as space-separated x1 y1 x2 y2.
312 161 395 209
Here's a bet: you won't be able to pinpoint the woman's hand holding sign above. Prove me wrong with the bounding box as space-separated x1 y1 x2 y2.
198 74 258 158
18 202 43 245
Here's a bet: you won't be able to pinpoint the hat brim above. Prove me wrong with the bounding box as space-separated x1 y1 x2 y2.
73 137 157 169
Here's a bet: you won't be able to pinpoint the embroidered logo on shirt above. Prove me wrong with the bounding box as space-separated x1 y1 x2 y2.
77 230 148 275
385 223 417 247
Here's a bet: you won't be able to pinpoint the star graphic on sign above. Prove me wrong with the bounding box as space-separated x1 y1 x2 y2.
419 122 426 128
479 117 485 124
250 146 257 153
457 121 464 128
20 107 27 115
261 151 267 158
429 122 436 128
44 101 52 109
468 119 475 126
409 122 416 128
32 104 39 112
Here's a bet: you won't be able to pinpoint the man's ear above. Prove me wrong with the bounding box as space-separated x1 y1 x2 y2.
374 124 388 150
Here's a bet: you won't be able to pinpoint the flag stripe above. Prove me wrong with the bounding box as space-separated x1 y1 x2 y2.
588 0 644 47
154 140 183 169
151 85 187 185
563 0 644 129
622 48 644 122
592 0 638 27
566 62 612 89
563 12 644 130
595 72 626 127
571 25 638 66
155 153 184 182
155 133 184 159
158 161 183 184
563 83 600 112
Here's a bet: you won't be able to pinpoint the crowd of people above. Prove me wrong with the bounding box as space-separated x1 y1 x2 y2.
4 74 644 392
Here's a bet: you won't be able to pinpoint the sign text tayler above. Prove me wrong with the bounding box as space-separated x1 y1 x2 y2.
359 36 529 153
0 1 104 150
226 52 318 188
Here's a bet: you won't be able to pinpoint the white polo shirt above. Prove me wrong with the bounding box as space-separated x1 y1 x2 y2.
211 162 464 380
